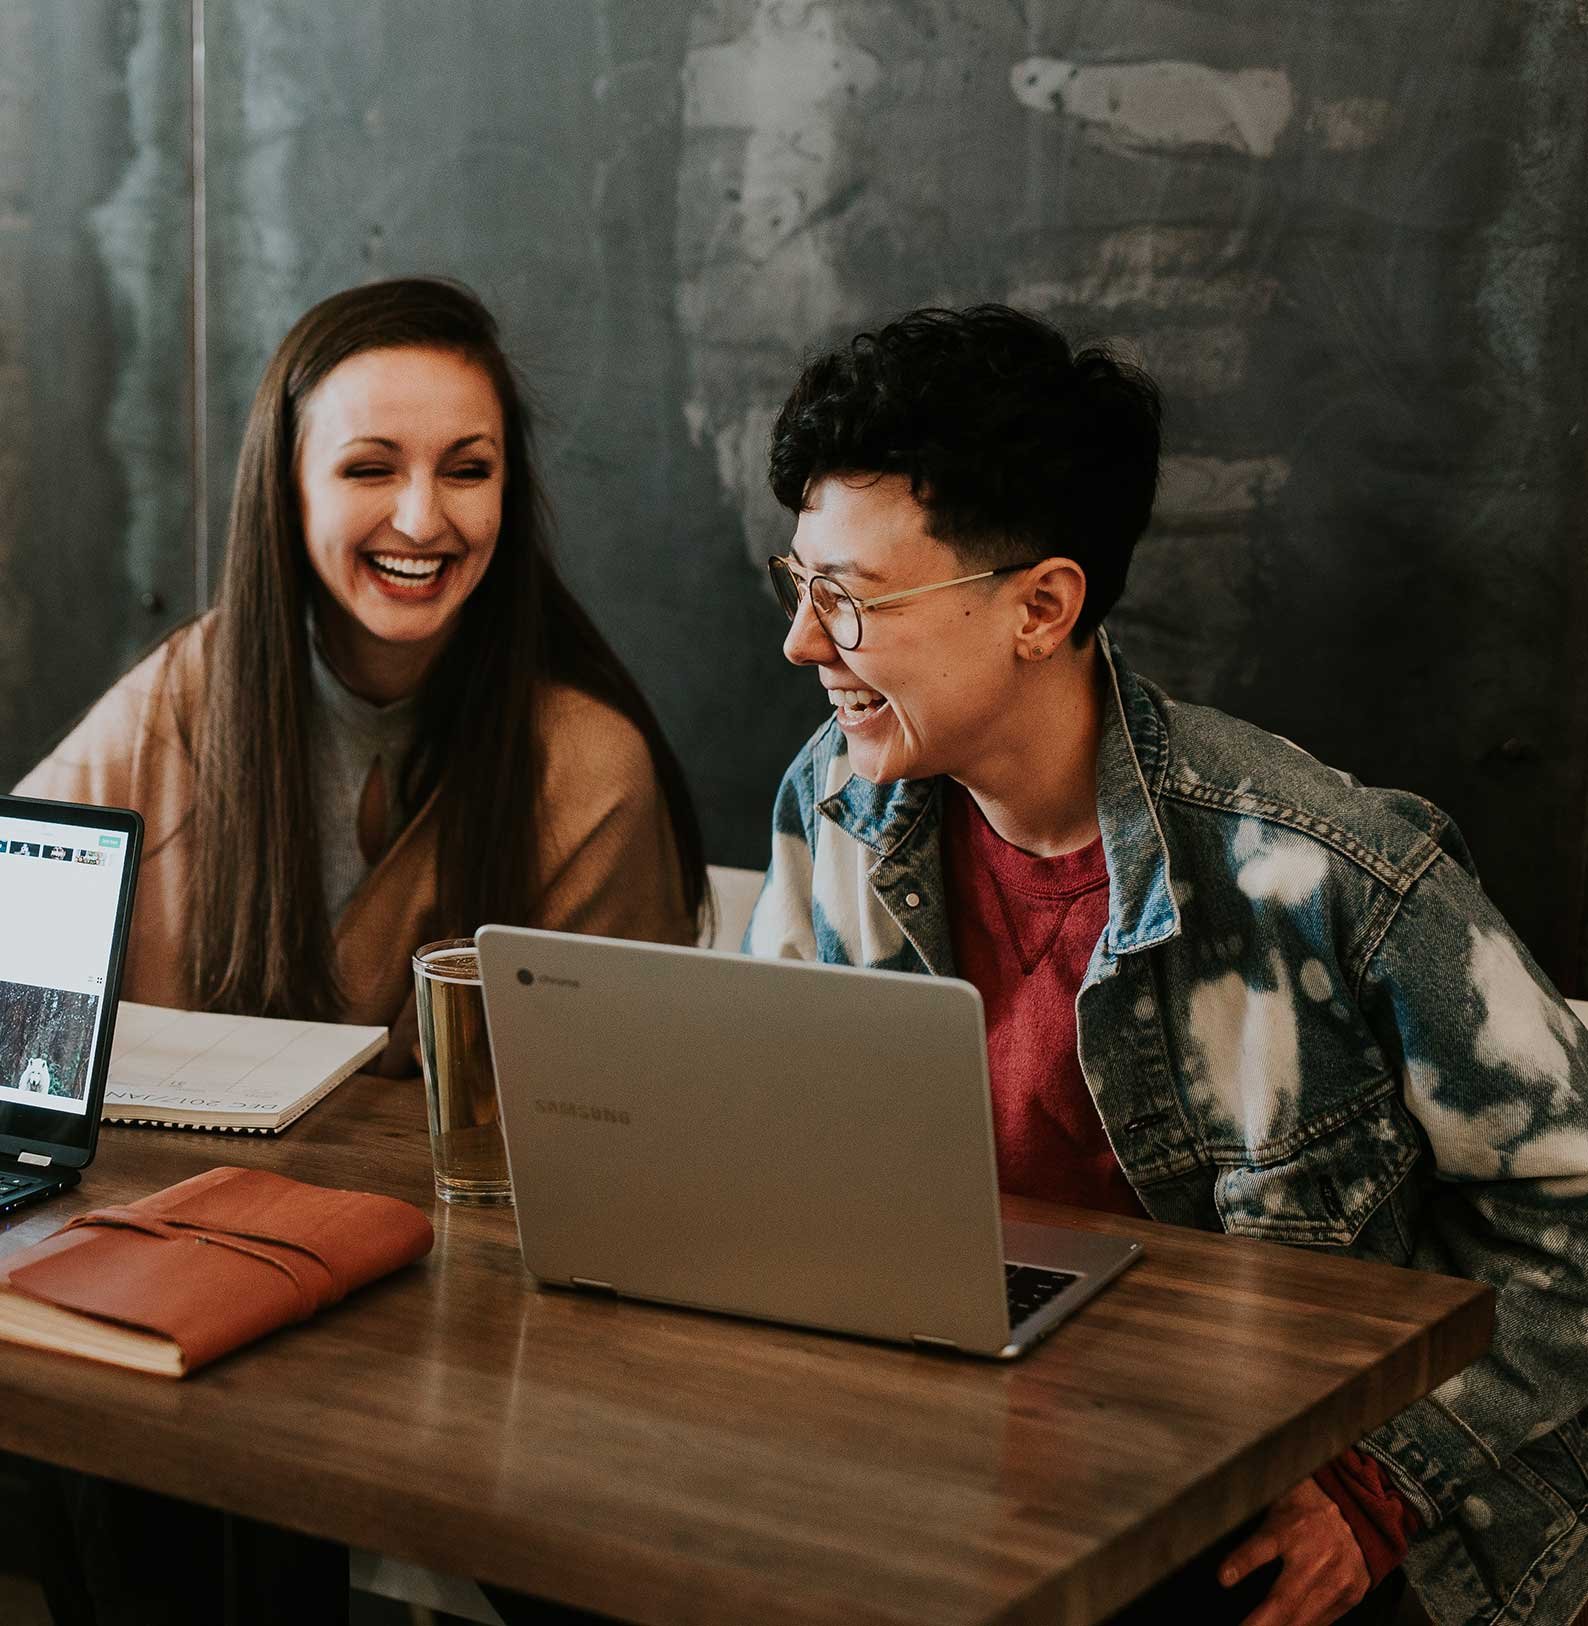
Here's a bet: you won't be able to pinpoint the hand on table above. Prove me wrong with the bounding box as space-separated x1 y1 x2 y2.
1221 1477 1371 1626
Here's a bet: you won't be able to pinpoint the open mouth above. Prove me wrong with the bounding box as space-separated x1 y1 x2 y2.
361 552 454 596
828 687 892 729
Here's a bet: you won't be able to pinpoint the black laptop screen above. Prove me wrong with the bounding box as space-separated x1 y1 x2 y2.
0 797 142 1164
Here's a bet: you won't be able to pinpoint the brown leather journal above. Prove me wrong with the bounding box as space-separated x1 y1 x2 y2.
0 1167 434 1376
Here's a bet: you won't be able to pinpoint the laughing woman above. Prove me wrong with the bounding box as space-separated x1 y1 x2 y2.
18 278 705 1066
11 279 705 1625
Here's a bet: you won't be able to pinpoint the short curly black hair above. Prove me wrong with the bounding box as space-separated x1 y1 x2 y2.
768 305 1161 638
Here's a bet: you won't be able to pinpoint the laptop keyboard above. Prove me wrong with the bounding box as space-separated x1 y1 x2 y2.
0 1171 52 1212
1005 1262 1079 1326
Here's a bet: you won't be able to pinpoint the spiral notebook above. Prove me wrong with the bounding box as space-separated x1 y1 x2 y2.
104 1002 387 1134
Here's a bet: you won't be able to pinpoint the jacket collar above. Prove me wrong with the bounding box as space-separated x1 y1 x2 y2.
816 629 1181 956
1093 630 1181 955
820 765 934 860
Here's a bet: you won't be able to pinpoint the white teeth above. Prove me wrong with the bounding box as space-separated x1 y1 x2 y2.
369 553 445 579
828 688 880 709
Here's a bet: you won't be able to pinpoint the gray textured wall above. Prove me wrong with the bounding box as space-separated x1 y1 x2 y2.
1 0 194 766
4 2 1587 987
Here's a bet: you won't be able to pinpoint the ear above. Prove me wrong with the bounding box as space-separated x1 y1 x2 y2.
1013 558 1087 662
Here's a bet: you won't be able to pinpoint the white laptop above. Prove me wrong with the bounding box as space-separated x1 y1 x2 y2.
477 927 1141 1359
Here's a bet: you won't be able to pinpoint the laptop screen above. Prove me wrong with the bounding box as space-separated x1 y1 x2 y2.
0 797 143 1165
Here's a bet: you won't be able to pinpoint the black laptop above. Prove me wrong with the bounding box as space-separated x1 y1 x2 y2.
0 794 142 1216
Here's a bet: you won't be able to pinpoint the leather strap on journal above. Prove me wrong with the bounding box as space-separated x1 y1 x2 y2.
60 1207 340 1318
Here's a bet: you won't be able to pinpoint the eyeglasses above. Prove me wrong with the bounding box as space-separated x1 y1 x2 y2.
766 554 1041 652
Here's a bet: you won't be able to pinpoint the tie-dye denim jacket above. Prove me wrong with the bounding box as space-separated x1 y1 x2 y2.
747 631 1588 1626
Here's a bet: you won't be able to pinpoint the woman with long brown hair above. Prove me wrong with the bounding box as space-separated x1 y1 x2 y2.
19 277 706 1064
11 278 707 1624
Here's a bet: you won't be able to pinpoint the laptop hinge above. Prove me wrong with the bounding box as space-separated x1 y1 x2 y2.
910 1333 958 1352
570 1277 616 1295
17 1152 51 1167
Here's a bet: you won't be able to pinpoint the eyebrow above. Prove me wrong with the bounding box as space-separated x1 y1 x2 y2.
788 546 886 585
337 434 500 454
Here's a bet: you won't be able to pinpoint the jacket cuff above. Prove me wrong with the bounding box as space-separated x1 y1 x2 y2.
1362 1395 1502 1528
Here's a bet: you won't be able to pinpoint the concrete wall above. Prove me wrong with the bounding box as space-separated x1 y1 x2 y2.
0 0 194 765
5 1 1587 986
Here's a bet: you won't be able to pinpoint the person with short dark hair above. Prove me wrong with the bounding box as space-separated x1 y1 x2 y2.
750 304 1588 1626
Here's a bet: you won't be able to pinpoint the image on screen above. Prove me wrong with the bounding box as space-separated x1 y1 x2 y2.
0 817 130 1120
0 979 100 1107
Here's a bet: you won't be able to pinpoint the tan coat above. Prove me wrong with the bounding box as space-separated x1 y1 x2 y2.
15 624 693 1075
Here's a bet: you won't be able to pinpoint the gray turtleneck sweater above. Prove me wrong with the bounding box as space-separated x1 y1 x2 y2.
307 636 419 921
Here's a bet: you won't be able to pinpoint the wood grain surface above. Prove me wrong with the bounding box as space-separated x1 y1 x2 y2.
0 1078 1491 1625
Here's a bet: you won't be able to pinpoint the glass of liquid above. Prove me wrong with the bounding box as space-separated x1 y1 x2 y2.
412 938 513 1206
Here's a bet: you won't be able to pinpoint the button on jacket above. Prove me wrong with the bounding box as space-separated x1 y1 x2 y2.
748 631 1588 1626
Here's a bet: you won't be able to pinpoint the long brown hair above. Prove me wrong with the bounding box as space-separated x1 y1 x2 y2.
186 277 706 1019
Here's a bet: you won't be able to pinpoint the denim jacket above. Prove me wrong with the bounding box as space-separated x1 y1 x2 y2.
748 632 1588 1626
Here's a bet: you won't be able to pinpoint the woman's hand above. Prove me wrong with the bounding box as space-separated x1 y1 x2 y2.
1221 1478 1371 1626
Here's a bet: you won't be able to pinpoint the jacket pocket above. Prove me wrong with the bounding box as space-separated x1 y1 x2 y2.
1212 1082 1423 1255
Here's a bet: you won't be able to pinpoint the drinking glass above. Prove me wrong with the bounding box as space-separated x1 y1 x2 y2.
412 938 512 1206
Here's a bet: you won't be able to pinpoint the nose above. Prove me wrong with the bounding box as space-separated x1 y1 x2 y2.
782 593 837 666
392 473 447 546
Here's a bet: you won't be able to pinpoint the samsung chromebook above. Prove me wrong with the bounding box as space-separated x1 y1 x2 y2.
0 795 142 1217
478 927 1141 1359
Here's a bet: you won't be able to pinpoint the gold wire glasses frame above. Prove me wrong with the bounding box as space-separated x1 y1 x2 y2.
766 554 1042 652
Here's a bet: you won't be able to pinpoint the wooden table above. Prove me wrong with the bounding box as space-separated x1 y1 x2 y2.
0 1078 1491 1626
